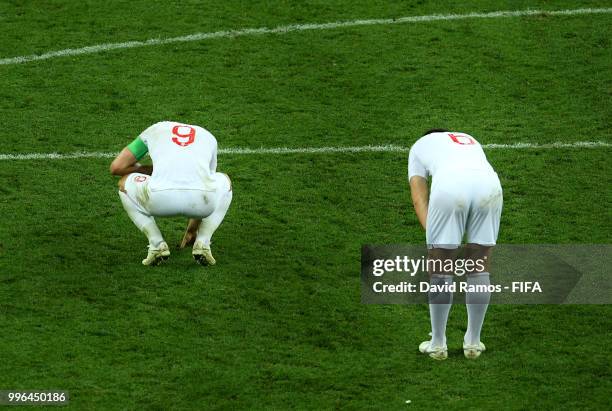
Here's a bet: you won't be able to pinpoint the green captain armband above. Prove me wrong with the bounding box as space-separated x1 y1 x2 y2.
126 137 148 160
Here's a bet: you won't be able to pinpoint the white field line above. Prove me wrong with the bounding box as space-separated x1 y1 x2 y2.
1 8 611 65
0 141 609 161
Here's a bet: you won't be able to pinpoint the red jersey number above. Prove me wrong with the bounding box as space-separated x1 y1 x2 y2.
172 125 196 147
449 133 475 145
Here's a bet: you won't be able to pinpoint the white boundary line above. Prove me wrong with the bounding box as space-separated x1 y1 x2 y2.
0 141 609 161
1 8 611 65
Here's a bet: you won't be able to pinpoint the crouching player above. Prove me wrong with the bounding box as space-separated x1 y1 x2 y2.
110 121 232 266
408 129 503 360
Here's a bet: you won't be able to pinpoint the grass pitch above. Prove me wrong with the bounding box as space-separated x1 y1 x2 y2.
0 1 611 410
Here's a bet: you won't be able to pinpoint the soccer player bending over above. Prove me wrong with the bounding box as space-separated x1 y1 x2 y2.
408 129 502 360
110 121 232 266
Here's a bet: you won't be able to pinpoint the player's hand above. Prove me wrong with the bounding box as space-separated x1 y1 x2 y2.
179 219 201 249
180 231 196 249
137 164 154 175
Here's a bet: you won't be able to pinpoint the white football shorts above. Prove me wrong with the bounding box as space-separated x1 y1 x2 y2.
123 172 231 219
426 169 503 249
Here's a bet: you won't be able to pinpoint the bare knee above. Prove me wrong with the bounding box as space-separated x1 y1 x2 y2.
427 247 460 276
118 175 128 193
464 244 493 259
464 243 493 273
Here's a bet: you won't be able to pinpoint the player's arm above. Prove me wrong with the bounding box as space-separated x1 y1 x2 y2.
409 176 429 230
407 147 429 230
109 137 153 176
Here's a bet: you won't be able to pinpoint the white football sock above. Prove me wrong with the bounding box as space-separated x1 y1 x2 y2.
429 274 454 347
465 272 491 346
118 191 164 247
196 190 232 246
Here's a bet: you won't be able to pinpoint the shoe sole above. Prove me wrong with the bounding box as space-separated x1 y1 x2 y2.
152 255 169 266
145 251 170 267
429 352 448 360
463 342 486 359
193 252 215 266
464 349 482 359
193 253 210 266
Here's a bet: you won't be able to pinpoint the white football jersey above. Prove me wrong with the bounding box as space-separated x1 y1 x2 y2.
139 121 218 191
408 131 495 180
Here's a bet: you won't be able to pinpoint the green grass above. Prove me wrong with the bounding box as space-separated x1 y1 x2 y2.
0 1 611 410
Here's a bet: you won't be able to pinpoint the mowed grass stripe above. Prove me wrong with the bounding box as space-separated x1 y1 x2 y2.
1 7 611 65
0 141 610 161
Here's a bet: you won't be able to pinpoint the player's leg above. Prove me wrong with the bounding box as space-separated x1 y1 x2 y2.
462 244 493 358
463 172 503 358
419 181 467 360
193 173 233 266
419 247 459 360
118 174 169 266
